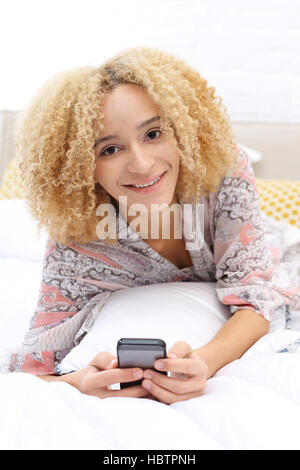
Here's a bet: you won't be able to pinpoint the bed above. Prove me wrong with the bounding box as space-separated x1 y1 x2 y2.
1 111 300 450
1 197 300 450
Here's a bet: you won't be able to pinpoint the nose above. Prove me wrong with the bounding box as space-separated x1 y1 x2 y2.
126 142 156 175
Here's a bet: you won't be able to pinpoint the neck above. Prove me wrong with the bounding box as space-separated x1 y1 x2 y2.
118 193 182 242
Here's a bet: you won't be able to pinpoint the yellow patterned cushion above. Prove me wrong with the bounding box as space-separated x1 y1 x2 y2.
257 178 300 229
0 157 23 199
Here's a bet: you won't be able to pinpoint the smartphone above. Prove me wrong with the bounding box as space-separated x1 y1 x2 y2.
117 338 167 389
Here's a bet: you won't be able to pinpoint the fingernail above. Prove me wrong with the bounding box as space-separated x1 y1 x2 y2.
155 361 163 370
133 370 143 379
168 352 177 358
106 359 117 369
144 370 152 379
143 380 151 390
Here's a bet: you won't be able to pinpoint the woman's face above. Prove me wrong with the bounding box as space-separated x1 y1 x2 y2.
93 84 180 215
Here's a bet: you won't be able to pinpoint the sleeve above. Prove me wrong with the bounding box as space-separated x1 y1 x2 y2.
4 239 128 375
212 146 276 321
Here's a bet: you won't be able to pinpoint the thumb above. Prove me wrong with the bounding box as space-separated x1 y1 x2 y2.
168 341 192 359
104 356 118 369
89 352 118 370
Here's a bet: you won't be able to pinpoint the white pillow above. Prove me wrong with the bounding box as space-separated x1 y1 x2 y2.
60 281 231 375
239 144 262 163
0 199 48 262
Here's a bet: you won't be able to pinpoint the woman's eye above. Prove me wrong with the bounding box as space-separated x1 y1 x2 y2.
100 145 119 156
99 129 162 156
146 129 162 140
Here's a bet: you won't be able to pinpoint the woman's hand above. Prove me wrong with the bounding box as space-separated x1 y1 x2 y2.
79 351 156 400
141 341 208 404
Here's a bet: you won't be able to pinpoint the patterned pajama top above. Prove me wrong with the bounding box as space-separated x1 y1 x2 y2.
5 147 300 375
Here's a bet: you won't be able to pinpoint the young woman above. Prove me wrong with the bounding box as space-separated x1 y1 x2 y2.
6 47 300 404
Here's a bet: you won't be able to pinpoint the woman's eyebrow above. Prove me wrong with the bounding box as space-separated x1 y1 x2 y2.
93 115 161 148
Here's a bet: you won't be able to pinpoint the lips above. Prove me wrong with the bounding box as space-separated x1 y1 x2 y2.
123 170 167 194
123 171 166 187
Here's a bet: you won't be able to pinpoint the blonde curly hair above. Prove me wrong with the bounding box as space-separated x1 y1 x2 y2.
15 46 238 245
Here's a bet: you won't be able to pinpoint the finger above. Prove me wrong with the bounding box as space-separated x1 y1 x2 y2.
154 358 207 377
86 366 144 389
141 379 204 405
168 352 205 378
101 384 152 399
144 395 159 402
144 369 206 395
168 371 190 379
168 341 192 359
89 351 118 371
183 350 200 361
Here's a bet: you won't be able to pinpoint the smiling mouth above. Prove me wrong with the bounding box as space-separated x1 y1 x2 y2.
123 171 166 188
122 170 167 193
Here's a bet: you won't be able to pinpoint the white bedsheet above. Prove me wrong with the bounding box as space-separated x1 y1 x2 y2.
1 256 300 450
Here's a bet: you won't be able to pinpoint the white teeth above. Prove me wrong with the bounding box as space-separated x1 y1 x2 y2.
132 175 161 188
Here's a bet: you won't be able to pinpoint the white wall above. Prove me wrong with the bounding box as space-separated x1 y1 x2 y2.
0 0 299 123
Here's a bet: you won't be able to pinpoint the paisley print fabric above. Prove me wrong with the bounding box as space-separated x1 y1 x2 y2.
4 146 300 375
